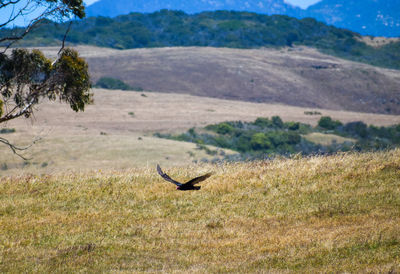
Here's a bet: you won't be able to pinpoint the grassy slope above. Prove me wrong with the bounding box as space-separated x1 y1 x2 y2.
1 149 399 272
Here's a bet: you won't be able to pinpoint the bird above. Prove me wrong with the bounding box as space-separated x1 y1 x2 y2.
156 164 212 191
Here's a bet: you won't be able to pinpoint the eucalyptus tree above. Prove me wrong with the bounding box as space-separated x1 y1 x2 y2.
0 0 92 158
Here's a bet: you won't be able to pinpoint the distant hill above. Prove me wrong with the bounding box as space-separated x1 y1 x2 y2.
40 46 400 115
85 0 400 37
306 0 400 37
3 11 400 70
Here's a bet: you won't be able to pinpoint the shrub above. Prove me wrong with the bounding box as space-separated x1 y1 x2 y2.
272 116 284 128
94 77 133 90
344 121 368 138
215 122 234 135
0 128 16 134
285 121 300 130
287 132 301 144
254 117 272 128
250 133 272 150
318 116 342 130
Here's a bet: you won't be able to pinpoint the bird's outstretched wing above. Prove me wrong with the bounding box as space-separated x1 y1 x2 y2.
157 164 182 186
185 172 212 186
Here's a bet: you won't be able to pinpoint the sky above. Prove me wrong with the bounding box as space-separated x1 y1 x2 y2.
81 0 323 9
82 0 323 9
284 0 321 9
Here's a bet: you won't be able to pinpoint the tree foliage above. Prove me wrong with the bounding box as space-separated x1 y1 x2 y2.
0 37 91 124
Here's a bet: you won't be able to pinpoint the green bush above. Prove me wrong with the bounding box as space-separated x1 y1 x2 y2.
0 128 16 134
285 121 300 130
272 116 284 128
94 77 133 90
254 117 272 128
250 133 272 150
318 116 342 130
215 122 235 135
344 121 368 138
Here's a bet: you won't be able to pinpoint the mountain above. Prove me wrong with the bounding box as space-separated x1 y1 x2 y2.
85 0 400 37
306 0 400 37
86 0 302 18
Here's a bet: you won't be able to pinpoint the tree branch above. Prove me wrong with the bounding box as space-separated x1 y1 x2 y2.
0 97 35 123
1 4 65 51
57 20 73 56
0 0 22 9
0 136 35 160
0 0 32 29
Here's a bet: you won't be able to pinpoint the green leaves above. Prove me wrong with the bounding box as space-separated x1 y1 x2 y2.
53 48 92 112
0 48 92 123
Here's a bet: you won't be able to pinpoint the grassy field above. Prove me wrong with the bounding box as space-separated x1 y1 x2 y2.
1 149 399 272
303 132 357 146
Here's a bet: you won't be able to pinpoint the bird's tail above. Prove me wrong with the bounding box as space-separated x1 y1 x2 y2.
194 186 201 190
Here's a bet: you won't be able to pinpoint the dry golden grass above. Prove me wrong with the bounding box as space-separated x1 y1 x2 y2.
0 133 234 175
357 36 400 48
1 149 399 272
303 132 356 146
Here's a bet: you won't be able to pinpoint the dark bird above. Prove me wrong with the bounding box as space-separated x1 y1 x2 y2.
157 164 212 191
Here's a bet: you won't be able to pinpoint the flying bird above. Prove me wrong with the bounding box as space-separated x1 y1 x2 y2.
157 164 212 191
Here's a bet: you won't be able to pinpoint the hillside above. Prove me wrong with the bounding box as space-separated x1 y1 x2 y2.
1 88 399 175
3 11 400 70
1 150 399 272
39 46 400 115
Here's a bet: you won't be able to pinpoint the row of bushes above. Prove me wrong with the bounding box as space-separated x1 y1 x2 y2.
155 116 400 159
317 116 400 143
94 77 144 91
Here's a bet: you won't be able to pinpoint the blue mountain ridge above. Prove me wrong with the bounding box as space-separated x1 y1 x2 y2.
86 0 400 37
86 0 302 17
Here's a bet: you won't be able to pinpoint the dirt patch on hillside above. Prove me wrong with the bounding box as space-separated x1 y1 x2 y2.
357 36 400 48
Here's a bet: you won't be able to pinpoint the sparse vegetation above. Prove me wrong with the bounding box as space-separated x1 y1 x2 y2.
0 128 16 134
304 110 322 115
0 150 399 272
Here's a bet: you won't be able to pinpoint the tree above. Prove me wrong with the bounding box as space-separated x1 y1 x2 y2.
0 0 92 159
272 116 284 128
318 116 342 130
